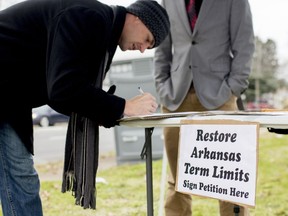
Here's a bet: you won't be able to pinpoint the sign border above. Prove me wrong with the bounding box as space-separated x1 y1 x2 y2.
176 119 260 208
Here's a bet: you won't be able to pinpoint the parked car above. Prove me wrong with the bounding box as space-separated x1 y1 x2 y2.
32 105 69 127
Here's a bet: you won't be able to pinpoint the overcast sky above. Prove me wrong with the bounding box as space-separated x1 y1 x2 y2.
1 0 288 63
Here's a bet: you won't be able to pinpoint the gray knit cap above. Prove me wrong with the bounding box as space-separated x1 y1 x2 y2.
126 0 170 48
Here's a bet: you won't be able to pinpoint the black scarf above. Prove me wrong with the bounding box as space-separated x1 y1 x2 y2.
61 114 99 209
61 47 107 208
61 49 109 209
61 6 119 209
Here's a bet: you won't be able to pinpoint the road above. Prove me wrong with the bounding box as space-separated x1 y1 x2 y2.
33 123 116 164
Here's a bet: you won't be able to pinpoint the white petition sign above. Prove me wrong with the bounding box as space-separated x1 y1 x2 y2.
176 120 259 207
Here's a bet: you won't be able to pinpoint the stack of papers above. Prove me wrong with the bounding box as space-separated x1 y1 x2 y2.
120 110 288 122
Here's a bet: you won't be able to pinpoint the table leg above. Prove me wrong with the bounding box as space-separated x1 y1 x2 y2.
143 128 154 216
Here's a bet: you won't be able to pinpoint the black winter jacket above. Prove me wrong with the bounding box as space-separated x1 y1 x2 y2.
0 0 126 153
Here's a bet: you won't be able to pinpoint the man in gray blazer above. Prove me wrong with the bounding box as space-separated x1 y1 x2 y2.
154 0 254 215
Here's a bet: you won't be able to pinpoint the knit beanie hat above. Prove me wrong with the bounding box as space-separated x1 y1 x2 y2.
126 0 170 48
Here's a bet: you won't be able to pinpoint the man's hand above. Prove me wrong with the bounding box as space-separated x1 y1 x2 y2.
124 93 158 116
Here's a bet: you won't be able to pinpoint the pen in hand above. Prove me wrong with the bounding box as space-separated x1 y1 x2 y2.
138 87 144 95
135 86 158 114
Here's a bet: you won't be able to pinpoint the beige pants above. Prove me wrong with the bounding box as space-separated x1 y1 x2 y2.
162 88 250 216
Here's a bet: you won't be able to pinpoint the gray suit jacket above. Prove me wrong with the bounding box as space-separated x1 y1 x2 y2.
154 0 255 111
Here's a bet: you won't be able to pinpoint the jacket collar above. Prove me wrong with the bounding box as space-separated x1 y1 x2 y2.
193 0 213 36
106 6 126 72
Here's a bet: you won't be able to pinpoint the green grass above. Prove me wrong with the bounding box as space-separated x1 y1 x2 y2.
1 129 288 215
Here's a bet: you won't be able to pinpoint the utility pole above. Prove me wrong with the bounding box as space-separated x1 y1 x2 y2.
255 41 263 109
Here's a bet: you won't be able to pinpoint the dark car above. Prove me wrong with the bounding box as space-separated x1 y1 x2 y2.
32 105 69 127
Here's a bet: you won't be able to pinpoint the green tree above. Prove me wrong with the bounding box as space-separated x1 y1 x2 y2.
245 37 280 103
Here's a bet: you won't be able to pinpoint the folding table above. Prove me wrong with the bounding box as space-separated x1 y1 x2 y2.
120 111 288 216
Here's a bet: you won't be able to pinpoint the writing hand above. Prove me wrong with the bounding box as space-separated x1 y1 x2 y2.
124 92 158 116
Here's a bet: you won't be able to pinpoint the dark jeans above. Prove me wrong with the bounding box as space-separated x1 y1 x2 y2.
0 122 43 216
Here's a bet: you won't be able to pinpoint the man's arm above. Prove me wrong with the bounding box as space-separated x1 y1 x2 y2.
228 0 255 97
